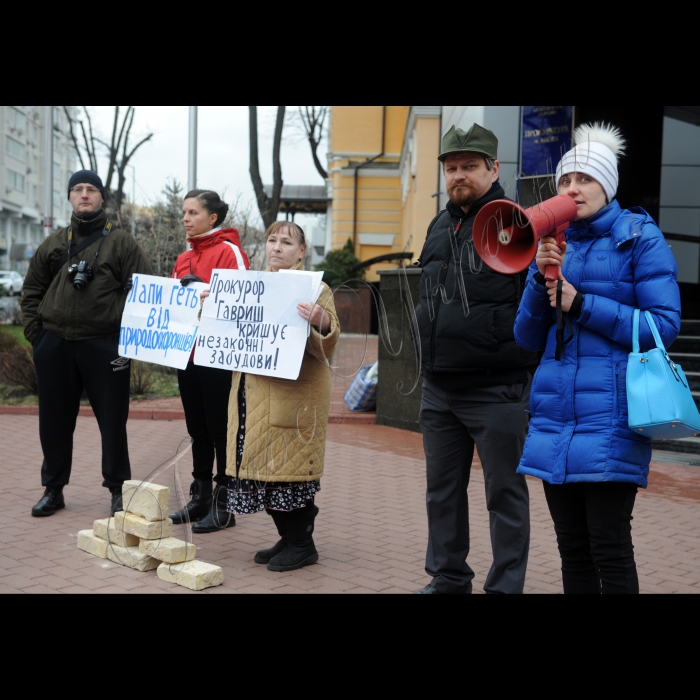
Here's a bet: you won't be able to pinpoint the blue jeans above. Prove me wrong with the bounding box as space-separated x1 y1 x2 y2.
542 481 639 594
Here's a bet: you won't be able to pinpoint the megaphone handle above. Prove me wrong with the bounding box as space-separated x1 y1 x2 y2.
544 226 568 281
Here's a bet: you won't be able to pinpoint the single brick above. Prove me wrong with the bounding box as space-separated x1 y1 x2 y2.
122 480 170 522
113 510 173 540
77 530 109 559
139 537 196 564
106 544 160 571
157 560 223 591
93 517 139 548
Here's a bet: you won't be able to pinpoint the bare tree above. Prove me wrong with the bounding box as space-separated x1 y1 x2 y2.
133 180 185 277
64 106 153 225
249 106 285 230
298 106 329 180
224 194 267 270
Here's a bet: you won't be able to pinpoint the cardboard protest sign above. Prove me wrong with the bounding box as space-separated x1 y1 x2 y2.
119 274 207 370
193 269 322 380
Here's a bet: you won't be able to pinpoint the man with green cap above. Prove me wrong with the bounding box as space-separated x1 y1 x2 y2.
413 123 538 594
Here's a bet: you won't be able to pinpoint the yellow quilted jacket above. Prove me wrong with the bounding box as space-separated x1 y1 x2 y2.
225 279 340 483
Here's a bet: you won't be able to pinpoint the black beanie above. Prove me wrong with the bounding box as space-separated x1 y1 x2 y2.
68 170 106 201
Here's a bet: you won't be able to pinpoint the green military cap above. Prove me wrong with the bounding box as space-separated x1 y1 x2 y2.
438 123 498 162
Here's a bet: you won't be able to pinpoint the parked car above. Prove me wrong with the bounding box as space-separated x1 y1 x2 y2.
0 271 24 296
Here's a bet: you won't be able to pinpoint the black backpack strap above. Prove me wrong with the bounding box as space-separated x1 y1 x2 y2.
52 223 112 278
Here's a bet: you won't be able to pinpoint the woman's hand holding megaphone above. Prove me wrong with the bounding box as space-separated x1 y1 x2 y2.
537 235 578 311
536 235 567 278
545 276 577 312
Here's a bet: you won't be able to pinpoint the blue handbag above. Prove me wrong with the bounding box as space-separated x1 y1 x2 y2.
627 309 700 439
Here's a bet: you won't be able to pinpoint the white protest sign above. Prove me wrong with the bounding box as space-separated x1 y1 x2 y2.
279 269 324 336
119 274 207 370
193 269 319 380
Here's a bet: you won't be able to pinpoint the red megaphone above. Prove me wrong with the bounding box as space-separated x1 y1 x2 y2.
472 194 578 281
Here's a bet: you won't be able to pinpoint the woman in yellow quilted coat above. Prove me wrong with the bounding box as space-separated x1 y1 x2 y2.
225 221 340 571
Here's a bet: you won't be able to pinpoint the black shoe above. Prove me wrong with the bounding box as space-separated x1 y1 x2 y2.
414 583 472 594
170 479 213 524
31 487 65 517
110 486 123 516
254 510 288 564
192 485 235 533
267 505 319 572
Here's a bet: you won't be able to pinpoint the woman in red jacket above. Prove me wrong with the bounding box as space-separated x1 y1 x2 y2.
169 189 250 533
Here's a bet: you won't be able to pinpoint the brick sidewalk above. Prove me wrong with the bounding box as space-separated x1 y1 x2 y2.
1 413 699 594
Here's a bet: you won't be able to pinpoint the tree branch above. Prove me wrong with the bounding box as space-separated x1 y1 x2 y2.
62 106 86 170
299 106 328 179
248 106 271 227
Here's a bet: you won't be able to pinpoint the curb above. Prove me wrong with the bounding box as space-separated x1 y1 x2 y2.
0 404 377 425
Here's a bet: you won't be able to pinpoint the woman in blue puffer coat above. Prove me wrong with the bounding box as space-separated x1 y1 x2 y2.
514 123 681 594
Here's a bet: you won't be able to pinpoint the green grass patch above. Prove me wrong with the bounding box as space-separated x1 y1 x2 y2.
0 384 38 405
2 325 29 347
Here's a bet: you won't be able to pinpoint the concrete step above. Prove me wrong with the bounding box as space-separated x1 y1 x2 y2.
680 319 700 335
651 436 700 455
668 336 700 354
670 353 700 373
686 372 700 392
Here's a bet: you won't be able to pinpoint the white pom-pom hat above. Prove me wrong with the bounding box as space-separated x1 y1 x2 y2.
555 122 627 203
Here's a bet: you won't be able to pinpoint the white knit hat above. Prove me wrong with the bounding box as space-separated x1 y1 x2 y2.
555 122 626 202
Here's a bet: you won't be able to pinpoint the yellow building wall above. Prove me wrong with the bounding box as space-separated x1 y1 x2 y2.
327 106 439 284
400 117 441 257
330 106 409 156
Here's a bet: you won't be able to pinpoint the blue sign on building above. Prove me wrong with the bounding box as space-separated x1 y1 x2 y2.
521 106 573 177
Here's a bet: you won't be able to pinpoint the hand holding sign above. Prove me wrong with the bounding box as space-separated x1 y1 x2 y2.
193 269 323 380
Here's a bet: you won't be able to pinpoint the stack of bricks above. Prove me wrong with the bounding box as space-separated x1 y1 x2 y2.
77 479 224 591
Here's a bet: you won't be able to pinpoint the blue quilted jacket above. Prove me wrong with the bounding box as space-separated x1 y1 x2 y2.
514 200 681 488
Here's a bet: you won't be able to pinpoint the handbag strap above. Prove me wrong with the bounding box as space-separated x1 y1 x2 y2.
642 310 666 352
633 309 667 353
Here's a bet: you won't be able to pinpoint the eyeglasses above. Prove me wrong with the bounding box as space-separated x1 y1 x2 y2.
70 186 100 195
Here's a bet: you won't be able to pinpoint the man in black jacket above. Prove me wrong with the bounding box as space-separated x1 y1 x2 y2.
22 170 153 518
414 124 538 594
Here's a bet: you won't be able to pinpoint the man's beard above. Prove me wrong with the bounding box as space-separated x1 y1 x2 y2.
447 183 477 208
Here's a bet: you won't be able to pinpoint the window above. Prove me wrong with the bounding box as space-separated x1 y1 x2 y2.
53 190 62 208
8 107 26 131
53 162 61 180
53 106 61 129
53 134 60 152
6 137 24 160
7 170 25 192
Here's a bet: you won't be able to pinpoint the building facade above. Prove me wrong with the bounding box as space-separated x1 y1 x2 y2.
326 105 700 315
0 106 77 274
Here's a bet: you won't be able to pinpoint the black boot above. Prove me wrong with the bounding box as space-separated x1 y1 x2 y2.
31 487 65 517
110 486 123 516
169 479 212 524
192 484 235 533
254 509 288 564
267 505 319 572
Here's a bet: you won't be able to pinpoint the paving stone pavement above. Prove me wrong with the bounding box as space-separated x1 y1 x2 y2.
1 413 699 594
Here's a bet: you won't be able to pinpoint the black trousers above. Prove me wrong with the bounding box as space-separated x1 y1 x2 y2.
178 362 232 487
542 481 639 594
419 377 531 594
33 330 131 490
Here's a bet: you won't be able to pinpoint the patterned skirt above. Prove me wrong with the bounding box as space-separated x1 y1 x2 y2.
226 376 321 515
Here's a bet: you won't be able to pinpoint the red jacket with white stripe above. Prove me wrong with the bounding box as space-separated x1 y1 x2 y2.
171 227 250 281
